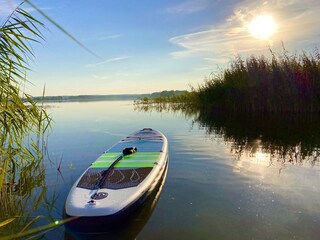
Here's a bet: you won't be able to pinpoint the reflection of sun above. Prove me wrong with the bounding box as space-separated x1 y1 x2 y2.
248 15 277 39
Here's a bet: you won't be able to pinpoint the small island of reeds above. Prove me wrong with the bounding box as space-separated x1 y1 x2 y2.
136 49 320 114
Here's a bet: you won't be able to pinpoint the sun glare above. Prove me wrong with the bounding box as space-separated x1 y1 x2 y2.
248 15 277 39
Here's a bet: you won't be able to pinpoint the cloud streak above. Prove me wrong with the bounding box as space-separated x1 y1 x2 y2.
97 34 122 41
86 56 131 68
169 0 320 65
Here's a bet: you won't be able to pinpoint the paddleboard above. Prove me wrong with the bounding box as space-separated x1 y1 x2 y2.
64 128 168 229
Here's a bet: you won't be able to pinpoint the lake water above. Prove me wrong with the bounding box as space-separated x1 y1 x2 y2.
7 100 320 239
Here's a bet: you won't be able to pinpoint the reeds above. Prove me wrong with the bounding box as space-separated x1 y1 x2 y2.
134 91 198 106
136 49 320 114
196 49 320 114
0 4 51 237
0 3 49 189
133 49 320 166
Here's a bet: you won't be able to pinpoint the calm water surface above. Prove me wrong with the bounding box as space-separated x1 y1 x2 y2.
28 101 320 239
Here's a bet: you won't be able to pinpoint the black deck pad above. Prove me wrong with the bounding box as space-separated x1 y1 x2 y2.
77 167 153 190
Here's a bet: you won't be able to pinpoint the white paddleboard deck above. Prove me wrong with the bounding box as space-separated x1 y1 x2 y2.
65 128 168 217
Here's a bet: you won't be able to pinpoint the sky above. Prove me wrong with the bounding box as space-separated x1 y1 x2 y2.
1 0 320 96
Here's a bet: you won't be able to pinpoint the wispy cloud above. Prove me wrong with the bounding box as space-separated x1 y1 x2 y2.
86 56 131 68
97 34 122 41
169 0 320 63
166 0 209 15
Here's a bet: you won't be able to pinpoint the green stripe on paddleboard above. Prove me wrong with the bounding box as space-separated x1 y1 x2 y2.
90 152 160 168
96 153 121 161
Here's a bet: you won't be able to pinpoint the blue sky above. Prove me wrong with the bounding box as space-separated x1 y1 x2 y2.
1 0 320 96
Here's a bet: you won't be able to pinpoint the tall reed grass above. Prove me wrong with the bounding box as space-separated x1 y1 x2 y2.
139 49 320 114
0 3 50 189
196 49 320 113
0 3 51 236
0 2 103 238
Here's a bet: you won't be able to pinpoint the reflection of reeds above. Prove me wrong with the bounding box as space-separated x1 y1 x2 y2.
0 161 46 237
196 112 320 166
134 101 196 114
134 103 320 166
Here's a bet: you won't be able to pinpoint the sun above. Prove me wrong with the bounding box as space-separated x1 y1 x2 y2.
248 15 277 39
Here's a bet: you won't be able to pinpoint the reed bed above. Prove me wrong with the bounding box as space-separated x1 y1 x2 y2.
138 49 320 114
135 91 197 105
0 3 50 189
196 49 320 113
0 4 52 237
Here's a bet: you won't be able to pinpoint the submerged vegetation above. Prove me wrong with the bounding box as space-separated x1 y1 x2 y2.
137 49 320 114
